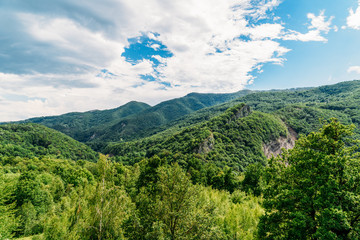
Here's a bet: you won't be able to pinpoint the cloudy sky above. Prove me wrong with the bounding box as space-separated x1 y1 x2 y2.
1 0 360 121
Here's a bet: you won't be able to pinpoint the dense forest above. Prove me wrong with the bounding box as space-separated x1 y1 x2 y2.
1 80 360 239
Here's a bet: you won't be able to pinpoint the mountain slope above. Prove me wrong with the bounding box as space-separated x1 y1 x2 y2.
105 104 288 170
0 123 98 161
16 90 254 147
22 101 151 142
155 80 360 138
123 80 360 144
104 80 360 171
86 90 254 145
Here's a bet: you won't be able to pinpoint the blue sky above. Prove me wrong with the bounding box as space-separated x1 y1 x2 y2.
0 0 360 121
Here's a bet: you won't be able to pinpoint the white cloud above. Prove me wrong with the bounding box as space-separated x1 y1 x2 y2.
348 66 360 74
282 10 333 42
0 0 335 121
307 11 333 33
347 0 360 30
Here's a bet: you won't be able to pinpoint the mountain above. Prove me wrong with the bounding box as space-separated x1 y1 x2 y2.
9 80 360 156
86 90 254 144
0 123 98 161
21 101 151 142
105 104 289 170
123 80 359 145
16 90 254 149
2 80 360 240
105 80 360 170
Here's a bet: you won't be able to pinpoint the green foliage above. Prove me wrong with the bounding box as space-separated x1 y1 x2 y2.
60 156 134 240
107 104 287 173
125 162 263 239
258 119 360 239
3 81 360 239
242 163 265 196
0 123 98 161
0 171 18 240
0 156 96 237
22 101 151 142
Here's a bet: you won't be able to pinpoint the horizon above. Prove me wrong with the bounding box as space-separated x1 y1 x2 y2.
1 0 360 121
4 79 359 122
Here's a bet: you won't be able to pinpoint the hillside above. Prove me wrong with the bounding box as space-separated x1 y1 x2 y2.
103 81 360 172
15 90 253 149
106 104 288 171
86 90 254 145
1 81 360 240
21 101 151 142
0 123 98 161
8 80 360 156
145 80 360 141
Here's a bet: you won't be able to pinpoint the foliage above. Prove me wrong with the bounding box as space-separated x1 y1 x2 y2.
18 90 251 146
0 123 98 161
258 119 360 239
2 81 360 239
22 101 151 143
107 104 287 173
0 170 18 240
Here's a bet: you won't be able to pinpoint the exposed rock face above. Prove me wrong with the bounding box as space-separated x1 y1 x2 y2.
196 105 251 154
196 132 215 154
229 104 251 122
263 127 297 158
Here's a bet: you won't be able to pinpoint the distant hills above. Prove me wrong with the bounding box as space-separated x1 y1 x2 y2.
21 101 151 143
103 80 360 169
4 80 360 162
15 90 254 149
0 123 98 161
2 80 360 240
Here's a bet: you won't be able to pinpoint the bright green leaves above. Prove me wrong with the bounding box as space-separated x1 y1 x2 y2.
258 119 360 239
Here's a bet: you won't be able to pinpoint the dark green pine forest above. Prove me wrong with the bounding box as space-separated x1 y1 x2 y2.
1 80 360 239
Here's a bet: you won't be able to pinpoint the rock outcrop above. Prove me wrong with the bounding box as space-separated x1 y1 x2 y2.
196 132 215 154
263 127 297 158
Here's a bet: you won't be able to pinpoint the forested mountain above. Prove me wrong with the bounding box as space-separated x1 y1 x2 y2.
20 101 151 142
102 81 360 169
15 90 254 147
106 104 288 172
0 123 98 162
1 80 360 239
136 80 360 145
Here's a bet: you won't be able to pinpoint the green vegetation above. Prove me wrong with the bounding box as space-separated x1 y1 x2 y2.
0 123 98 162
106 104 287 170
0 153 263 239
3 118 359 239
17 90 253 148
22 101 151 143
1 81 360 239
258 119 360 239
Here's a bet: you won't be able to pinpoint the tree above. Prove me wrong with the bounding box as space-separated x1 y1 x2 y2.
242 162 265 196
64 155 133 240
0 172 18 240
126 163 219 239
258 119 360 239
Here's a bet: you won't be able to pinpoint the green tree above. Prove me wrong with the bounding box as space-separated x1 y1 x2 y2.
242 163 265 196
67 155 133 240
0 172 18 240
258 119 360 239
126 163 219 239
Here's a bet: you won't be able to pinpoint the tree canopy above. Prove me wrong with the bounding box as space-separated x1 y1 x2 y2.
258 119 360 239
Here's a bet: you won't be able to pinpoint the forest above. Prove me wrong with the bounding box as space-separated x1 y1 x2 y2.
1 80 360 239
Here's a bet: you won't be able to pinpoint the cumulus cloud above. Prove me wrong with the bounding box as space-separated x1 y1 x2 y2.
348 66 360 74
0 0 334 121
347 0 360 30
282 10 334 42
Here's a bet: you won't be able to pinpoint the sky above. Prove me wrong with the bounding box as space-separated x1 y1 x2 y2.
0 0 360 121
